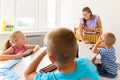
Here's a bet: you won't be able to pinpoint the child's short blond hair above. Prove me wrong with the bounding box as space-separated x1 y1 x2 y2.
44 28 77 65
102 32 116 46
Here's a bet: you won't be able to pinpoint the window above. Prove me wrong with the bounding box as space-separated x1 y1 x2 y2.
47 0 57 29
16 0 38 30
0 0 1 26
0 0 59 31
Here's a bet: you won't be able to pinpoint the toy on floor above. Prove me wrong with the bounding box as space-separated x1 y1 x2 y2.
74 27 102 43
39 63 57 73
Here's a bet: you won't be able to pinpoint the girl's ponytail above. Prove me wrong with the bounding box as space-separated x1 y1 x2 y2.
2 39 11 51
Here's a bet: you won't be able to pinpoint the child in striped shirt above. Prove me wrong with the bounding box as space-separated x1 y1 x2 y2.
92 32 118 78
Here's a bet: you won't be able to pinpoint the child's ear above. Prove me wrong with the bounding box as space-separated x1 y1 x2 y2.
48 54 56 63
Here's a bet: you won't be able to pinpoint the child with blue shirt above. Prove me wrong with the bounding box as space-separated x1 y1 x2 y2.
92 32 118 78
24 27 100 80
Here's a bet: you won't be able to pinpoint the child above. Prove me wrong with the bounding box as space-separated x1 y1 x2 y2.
92 32 118 78
24 28 100 80
0 30 40 61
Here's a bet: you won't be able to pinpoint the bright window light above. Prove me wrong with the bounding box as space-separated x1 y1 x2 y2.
17 17 35 28
16 0 37 29
47 0 56 29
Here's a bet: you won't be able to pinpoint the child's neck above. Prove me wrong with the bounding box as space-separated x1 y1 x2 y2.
58 61 77 73
106 45 113 48
15 44 23 50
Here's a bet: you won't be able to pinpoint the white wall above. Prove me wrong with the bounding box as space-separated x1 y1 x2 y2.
60 0 120 31
59 0 120 61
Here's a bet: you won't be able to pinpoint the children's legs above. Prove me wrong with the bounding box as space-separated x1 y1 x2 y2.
105 73 117 78
92 55 118 78
96 63 117 78
91 54 98 66
96 63 107 75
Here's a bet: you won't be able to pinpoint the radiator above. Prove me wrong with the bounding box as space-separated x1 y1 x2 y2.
26 35 45 47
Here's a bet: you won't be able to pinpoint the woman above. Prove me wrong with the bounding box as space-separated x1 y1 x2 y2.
79 7 102 43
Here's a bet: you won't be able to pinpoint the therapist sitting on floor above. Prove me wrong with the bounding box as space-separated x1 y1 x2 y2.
79 7 102 43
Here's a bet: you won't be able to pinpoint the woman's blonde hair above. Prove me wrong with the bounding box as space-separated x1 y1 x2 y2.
2 31 24 51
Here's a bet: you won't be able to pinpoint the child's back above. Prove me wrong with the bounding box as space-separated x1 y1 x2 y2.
35 57 99 80
98 47 118 76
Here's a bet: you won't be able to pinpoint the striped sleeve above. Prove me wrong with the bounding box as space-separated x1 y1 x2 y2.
98 48 107 56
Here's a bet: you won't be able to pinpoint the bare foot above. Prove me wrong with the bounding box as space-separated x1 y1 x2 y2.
117 63 120 70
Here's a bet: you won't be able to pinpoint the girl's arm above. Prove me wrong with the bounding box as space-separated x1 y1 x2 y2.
24 48 47 80
0 51 23 61
0 55 16 61
26 44 40 53
79 22 84 41
0 47 14 55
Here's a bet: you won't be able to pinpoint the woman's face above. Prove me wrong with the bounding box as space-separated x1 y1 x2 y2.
82 11 91 20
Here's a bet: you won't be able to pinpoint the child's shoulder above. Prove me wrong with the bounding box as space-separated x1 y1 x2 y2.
77 57 89 61
98 47 115 56
76 57 91 64
99 47 115 51
34 72 54 80
76 57 97 73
